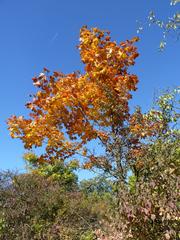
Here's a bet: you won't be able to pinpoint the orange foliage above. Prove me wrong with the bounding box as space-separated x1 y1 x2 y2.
129 108 163 138
8 27 140 163
8 26 164 171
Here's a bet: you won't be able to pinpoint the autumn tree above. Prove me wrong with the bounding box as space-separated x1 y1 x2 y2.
6 26 179 239
8 26 163 186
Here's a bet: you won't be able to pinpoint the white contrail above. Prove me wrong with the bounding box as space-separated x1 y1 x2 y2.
50 32 59 42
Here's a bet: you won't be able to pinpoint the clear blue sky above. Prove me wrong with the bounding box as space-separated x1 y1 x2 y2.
0 0 179 175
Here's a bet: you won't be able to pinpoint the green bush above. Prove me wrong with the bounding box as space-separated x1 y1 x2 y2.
0 172 98 239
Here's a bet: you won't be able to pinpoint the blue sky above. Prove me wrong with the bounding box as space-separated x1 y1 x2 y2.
0 0 179 177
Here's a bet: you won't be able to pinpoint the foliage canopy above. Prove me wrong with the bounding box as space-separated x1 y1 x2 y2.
8 27 165 183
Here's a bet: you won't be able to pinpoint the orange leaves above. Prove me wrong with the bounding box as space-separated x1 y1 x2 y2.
129 108 164 139
7 26 140 164
78 27 140 127
83 161 93 169
79 27 139 79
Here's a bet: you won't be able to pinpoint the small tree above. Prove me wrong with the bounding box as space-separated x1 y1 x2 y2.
8 26 164 189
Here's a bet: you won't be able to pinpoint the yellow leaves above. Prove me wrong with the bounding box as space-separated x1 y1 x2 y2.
83 161 93 169
131 36 139 43
92 37 99 47
119 51 127 59
82 148 87 157
107 47 113 58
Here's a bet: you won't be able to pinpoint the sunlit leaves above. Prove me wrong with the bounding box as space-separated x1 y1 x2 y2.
7 26 140 164
8 26 176 186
